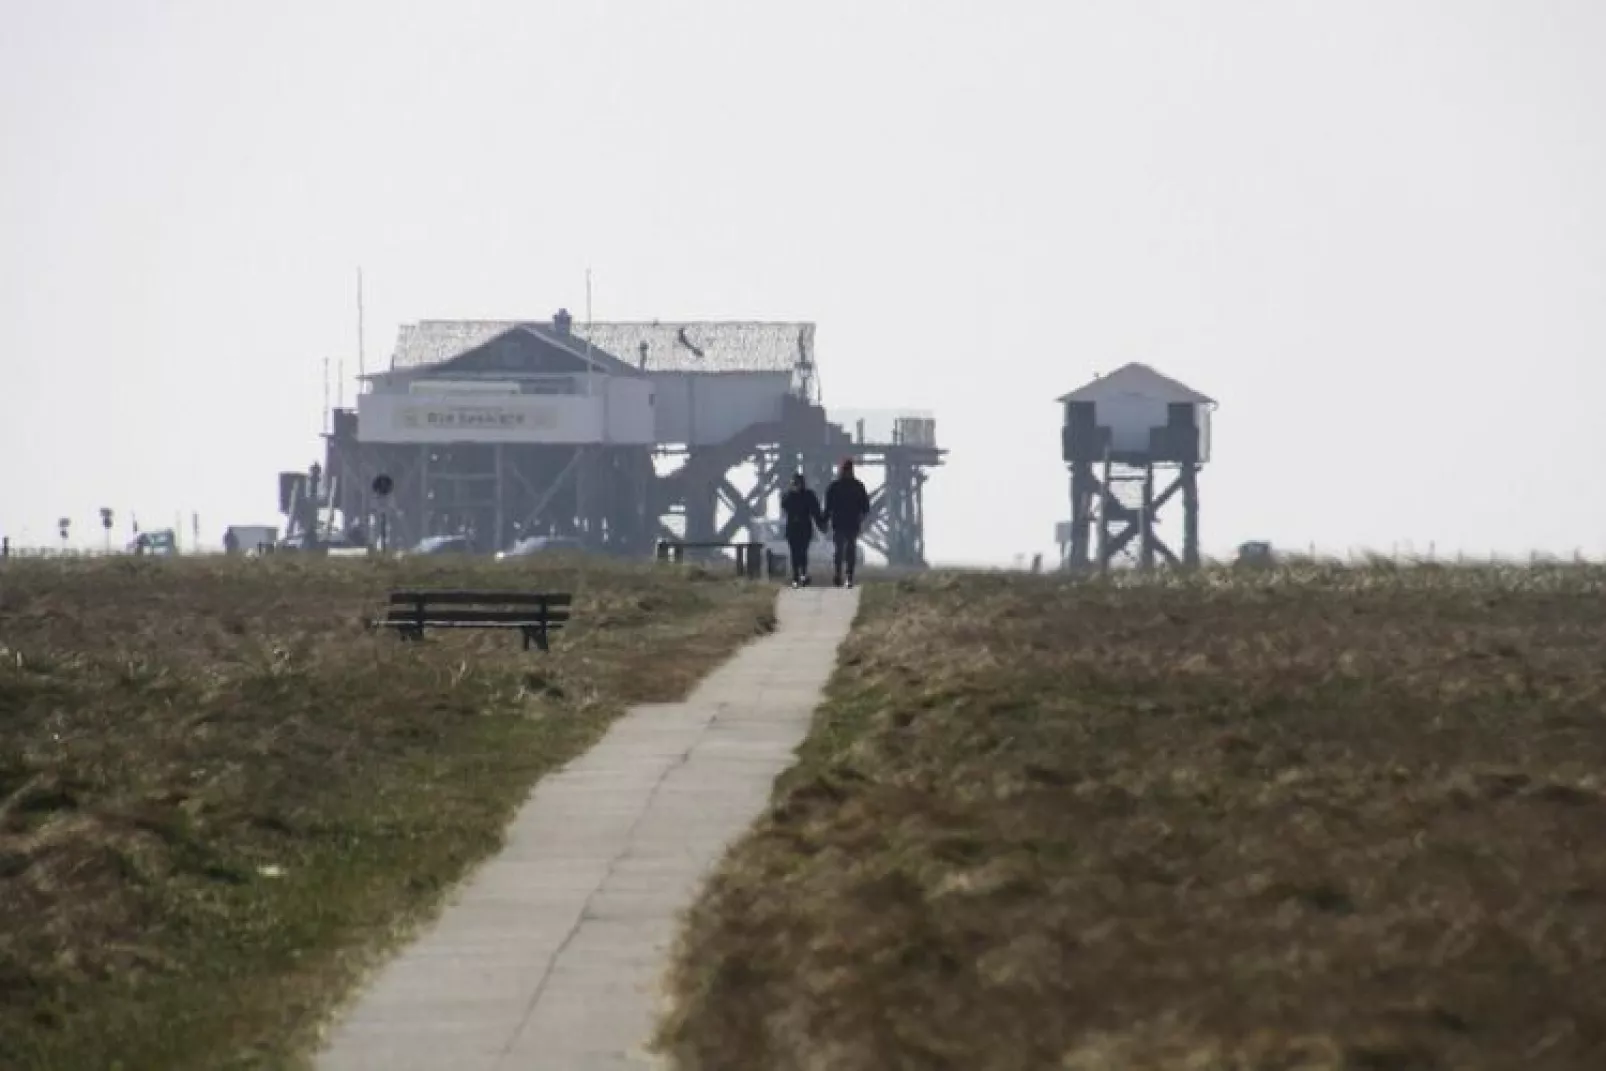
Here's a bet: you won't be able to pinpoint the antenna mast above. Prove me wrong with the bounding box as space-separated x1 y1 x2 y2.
585 267 594 398
357 266 367 381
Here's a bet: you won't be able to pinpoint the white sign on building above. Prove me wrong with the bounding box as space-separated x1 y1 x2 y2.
357 378 656 445
358 393 601 443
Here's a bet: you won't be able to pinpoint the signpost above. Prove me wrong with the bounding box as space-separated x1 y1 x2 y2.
57 517 70 553
99 508 114 553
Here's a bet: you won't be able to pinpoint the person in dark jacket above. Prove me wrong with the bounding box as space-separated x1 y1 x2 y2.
823 458 871 588
778 472 825 586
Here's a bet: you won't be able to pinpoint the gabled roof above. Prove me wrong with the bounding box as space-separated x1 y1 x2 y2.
391 319 814 375
1056 362 1215 405
374 324 641 380
510 324 642 378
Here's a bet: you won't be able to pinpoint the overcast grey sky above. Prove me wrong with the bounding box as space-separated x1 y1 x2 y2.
4 0 1604 562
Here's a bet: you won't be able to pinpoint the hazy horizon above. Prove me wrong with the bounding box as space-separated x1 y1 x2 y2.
5 1 1605 563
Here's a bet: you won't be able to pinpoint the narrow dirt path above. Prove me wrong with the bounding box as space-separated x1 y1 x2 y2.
317 586 859 1070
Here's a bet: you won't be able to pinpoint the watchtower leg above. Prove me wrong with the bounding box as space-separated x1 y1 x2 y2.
1067 460 1094 573
1140 464 1157 573
1181 461 1200 569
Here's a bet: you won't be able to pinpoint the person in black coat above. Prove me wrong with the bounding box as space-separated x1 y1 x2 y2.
823 458 871 587
778 472 825 586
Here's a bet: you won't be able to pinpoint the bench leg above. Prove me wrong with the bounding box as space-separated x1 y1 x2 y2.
521 626 551 653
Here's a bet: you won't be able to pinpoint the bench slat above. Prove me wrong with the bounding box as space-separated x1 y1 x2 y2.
381 609 571 626
379 590 575 652
387 591 573 607
381 619 568 630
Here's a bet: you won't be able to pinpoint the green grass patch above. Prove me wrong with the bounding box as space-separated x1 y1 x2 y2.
0 554 773 1070
655 564 1606 1071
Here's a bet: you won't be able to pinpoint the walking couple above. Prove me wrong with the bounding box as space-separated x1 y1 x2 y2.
778 459 870 589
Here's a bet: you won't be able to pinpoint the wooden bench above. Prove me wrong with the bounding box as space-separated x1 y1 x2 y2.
378 590 573 651
655 540 766 579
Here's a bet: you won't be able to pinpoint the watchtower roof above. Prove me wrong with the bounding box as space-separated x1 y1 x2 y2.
1056 362 1215 406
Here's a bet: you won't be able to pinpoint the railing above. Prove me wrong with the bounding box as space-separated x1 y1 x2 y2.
655 539 767 579
825 408 938 448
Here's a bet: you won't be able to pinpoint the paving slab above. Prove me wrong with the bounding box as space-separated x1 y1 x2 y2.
317 585 859 1071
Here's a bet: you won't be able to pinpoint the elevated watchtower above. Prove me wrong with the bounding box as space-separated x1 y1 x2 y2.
1056 363 1215 572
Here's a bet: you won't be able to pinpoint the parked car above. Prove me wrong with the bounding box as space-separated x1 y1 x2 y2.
407 534 473 556
1236 540 1275 567
495 535 586 560
127 529 178 556
273 530 364 554
223 524 278 555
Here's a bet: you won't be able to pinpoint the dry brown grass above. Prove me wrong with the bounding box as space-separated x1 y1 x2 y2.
0 553 774 1070
655 563 1606 1071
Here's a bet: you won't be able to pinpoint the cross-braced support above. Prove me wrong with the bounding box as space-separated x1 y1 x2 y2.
855 453 929 567
655 418 941 569
304 399 941 565
307 419 656 555
1062 458 1200 573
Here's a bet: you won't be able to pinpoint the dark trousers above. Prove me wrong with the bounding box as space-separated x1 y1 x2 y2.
786 528 813 580
832 528 859 579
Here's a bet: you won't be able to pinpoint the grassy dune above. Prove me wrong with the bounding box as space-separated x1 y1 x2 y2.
656 564 1606 1071
0 554 774 1070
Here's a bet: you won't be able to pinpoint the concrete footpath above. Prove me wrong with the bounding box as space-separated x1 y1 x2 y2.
317 586 860 1071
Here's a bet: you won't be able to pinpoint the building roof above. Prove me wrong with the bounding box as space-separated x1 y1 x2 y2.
391 319 815 375
1056 362 1215 406
508 324 642 378
368 323 640 382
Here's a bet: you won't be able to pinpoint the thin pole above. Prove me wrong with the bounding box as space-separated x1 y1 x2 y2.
584 267 595 399
357 266 366 380
322 357 331 434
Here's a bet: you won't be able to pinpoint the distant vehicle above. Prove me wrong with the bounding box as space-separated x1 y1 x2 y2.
408 534 472 556
274 528 363 553
127 529 178 556
495 535 586 560
224 524 278 555
1236 541 1275 567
